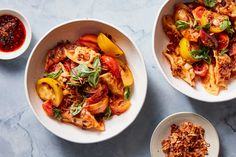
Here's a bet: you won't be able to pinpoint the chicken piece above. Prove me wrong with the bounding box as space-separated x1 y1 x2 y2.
214 51 232 88
45 41 77 71
163 51 196 87
61 109 104 131
100 72 124 96
174 3 195 27
215 0 236 17
162 15 182 43
202 64 220 95
65 46 100 68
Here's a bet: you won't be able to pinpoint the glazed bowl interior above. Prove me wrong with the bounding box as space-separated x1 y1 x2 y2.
153 0 236 102
25 19 147 143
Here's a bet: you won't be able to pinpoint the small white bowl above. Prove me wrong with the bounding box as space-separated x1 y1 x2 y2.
150 112 219 157
0 8 31 60
25 19 147 143
152 0 236 102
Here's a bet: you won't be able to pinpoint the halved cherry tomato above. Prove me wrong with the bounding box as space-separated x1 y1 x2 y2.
42 100 54 117
192 6 206 19
77 34 99 51
200 29 218 48
193 62 209 77
216 33 229 50
110 98 131 115
101 55 121 79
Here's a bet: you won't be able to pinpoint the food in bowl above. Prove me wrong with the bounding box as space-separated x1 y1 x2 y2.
36 32 134 131
162 0 236 95
161 121 209 156
0 14 26 52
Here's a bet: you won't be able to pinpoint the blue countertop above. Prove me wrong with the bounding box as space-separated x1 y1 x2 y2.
0 0 236 156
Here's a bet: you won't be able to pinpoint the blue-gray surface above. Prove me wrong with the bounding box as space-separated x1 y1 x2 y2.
0 0 236 157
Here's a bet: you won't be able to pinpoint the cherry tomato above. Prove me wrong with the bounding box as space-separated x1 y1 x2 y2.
200 29 218 48
42 100 54 117
101 55 121 79
216 33 229 50
193 6 206 19
193 62 209 77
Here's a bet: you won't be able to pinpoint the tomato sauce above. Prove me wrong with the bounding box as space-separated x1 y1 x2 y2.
0 15 26 52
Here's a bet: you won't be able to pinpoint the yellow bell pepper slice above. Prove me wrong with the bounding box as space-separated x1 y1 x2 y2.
36 78 63 107
97 33 124 57
179 38 198 63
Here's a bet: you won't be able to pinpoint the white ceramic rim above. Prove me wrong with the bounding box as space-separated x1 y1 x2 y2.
0 8 32 60
152 0 236 102
24 18 148 143
150 112 220 157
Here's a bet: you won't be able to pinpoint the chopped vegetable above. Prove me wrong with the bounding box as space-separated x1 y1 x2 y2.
53 108 61 120
203 0 217 8
101 55 121 79
196 23 210 31
175 20 190 30
42 100 54 117
45 69 63 79
97 33 124 57
104 107 112 119
36 78 63 107
220 49 229 55
70 101 84 116
124 87 131 100
179 38 198 62
190 47 211 64
220 19 232 31
199 29 218 48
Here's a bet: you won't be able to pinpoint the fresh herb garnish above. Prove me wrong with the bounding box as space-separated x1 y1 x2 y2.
175 21 190 30
70 101 84 116
190 47 211 64
104 107 112 119
53 108 61 120
220 19 231 31
196 23 210 31
204 0 217 7
45 69 63 79
70 57 101 87
124 87 131 100
66 81 81 86
220 48 228 55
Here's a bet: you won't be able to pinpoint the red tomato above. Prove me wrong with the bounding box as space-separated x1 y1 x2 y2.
193 62 209 77
42 100 54 117
85 84 108 105
216 33 229 50
101 55 121 79
200 29 218 48
193 6 206 19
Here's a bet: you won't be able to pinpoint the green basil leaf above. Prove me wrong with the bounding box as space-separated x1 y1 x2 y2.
70 101 84 116
93 57 101 69
226 26 235 36
204 0 217 7
124 87 131 100
220 49 229 55
196 23 210 31
71 64 94 80
88 68 101 87
66 81 81 86
104 107 112 119
46 69 63 79
53 108 61 120
190 49 211 64
220 19 231 31
175 20 190 30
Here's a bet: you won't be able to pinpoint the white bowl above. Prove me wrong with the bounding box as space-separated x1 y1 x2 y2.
152 0 236 102
150 112 219 157
25 19 147 143
0 8 31 60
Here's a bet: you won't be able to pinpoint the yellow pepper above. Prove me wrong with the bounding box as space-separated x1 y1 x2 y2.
97 33 124 57
179 38 198 63
116 59 134 87
36 78 63 107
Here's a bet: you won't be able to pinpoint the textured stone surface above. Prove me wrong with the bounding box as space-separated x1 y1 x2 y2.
0 0 236 156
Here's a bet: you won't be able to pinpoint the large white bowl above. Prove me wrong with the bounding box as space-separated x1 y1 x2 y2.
25 19 147 143
153 0 236 102
150 112 219 157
